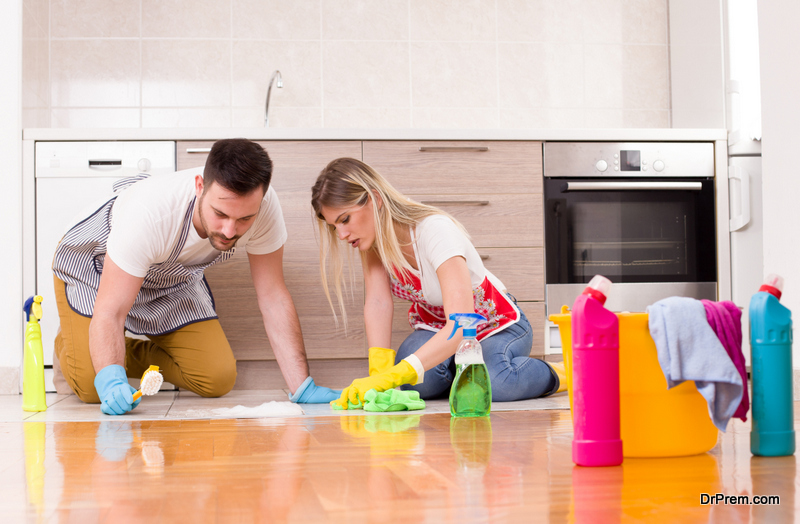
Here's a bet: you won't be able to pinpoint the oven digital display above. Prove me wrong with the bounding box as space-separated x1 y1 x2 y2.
620 150 641 171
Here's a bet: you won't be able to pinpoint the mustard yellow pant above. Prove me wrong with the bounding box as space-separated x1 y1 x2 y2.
53 276 237 403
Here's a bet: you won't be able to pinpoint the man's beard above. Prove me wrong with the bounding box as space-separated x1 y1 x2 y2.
198 199 240 251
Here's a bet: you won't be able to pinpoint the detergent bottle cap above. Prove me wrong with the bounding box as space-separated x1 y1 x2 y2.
759 273 784 300
582 275 612 305
447 313 487 340
23 295 43 322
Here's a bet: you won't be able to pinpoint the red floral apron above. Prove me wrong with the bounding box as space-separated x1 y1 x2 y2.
390 269 520 341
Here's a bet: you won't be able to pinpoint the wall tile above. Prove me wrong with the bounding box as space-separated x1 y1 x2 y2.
622 44 669 110
141 107 231 127
622 0 667 45
497 43 583 108
623 109 669 128
51 40 141 107
51 108 141 128
499 107 585 128
323 0 408 41
584 108 623 128
582 0 623 44
232 0 320 40
23 5 48 108
409 0 495 41
232 41 321 108
323 41 409 107
51 0 140 38
497 0 583 43
411 41 496 107
584 44 623 108
413 107 498 129
25 0 49 33
324 107 411 128
232 106 322 128
142 40 230 107
22 108 52 128
142 0 230 38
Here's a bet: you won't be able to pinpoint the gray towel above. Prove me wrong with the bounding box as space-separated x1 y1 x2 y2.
647 296 743 432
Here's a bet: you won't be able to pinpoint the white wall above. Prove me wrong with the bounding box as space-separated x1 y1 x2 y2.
757 0 800 365
1 0 23 393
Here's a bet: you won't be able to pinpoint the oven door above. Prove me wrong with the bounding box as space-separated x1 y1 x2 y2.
545 177 716 287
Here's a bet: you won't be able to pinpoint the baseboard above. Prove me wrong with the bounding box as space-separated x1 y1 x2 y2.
235 359 368 390
0 366 20 394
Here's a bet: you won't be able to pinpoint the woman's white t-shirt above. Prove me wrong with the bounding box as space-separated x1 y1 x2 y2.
91 167 287 278
409 214 507 305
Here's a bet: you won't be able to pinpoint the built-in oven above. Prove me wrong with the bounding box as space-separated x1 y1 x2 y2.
544 142 719 318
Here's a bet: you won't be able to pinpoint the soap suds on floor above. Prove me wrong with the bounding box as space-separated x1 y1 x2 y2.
180 401 305 419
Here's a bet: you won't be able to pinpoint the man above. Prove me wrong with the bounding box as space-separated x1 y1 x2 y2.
52 138 339 415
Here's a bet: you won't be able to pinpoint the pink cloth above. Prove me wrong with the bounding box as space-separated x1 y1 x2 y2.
701 300 749 422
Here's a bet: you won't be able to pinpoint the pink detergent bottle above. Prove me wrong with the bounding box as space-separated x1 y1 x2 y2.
571 275 623 467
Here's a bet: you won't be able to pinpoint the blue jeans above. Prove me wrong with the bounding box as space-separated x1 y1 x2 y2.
395 308 557 402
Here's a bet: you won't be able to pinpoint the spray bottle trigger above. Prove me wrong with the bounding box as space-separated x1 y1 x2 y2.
447 322 462 341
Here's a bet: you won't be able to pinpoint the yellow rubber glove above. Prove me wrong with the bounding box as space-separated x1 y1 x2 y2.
331 360 418 410
368 347 397 376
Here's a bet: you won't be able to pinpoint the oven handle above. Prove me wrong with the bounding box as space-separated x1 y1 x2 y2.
560 181 703 192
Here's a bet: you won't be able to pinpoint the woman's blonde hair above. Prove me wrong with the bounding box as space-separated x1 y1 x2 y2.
311 157 467 322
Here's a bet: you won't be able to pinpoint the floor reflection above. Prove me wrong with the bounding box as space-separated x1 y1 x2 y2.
11 409 798 522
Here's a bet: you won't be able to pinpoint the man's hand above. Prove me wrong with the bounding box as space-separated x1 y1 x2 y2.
331 360 418 410
288 376 341 403
94 365 141 415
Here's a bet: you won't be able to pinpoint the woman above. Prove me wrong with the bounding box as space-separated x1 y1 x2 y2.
311 158 565 409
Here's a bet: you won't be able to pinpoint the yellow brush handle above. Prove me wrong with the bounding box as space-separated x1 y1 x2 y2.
133 390 142 401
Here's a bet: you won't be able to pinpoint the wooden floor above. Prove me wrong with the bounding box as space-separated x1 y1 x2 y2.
3 407 798 523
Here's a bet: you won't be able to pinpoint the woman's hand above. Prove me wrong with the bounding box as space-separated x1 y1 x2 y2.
331 360 418 409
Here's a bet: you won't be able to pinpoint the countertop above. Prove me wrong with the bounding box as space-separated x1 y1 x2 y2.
22 127 728 142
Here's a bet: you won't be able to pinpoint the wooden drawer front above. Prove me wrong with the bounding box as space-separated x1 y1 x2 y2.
390 300 545 358
477 247 544 301
408 193 543 248
199 140 366 361
363 141 542 195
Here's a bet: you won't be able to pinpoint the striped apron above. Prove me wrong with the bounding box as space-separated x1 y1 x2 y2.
52 174 235 336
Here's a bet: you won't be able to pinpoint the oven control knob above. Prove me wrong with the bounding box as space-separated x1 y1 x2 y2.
595 160 608 172
653 159 665 172
137 158 152 172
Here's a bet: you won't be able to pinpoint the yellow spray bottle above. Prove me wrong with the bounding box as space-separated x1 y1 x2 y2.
23 296 47 412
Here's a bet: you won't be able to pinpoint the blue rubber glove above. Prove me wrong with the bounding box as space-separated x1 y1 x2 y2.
94 365 141 415
289 376 341 404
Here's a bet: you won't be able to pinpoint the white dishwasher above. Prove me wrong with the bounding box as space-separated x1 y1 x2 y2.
35 141 176 391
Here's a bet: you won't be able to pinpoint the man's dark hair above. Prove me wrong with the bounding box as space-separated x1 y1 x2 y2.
203 138 273 195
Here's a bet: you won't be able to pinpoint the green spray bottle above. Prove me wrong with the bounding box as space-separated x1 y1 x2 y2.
448 313 491 418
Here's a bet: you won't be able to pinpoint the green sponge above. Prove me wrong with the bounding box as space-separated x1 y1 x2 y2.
331 388 427 411
363 388 426 412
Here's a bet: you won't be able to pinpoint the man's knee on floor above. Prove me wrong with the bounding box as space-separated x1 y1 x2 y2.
191 362 237 398
72 380 101 404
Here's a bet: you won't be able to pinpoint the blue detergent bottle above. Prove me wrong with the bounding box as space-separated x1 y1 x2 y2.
448 313 491 418
750 273 795 456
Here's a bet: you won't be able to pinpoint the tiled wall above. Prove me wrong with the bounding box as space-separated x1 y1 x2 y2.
22 0 671 129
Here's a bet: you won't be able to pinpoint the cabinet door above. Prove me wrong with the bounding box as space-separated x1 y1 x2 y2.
178 140 366 361
362 141 543 194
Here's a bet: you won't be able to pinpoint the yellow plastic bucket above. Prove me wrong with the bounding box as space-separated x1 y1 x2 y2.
549 305 719 458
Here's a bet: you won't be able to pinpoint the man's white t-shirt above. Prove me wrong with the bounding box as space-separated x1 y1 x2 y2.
409 214 507 306
96 167 287 278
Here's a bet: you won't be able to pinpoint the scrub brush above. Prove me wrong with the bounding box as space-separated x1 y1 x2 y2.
132 365 163 401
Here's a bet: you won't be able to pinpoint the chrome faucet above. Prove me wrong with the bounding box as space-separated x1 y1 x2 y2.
264 70 283 127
